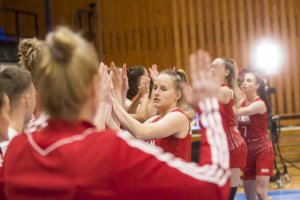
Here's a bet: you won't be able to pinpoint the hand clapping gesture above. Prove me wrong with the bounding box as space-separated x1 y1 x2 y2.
137 75 150 98
98 62 112 105
182 50 219 108
94 62 113 130
148 64 159 81
110 62 128 108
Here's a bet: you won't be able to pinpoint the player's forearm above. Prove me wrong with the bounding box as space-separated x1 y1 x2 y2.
94 103 112 130
112 98 149 139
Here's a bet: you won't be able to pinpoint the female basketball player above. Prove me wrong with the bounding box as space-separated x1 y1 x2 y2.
111 69 192 161
237 71 274 200
211 57 248 200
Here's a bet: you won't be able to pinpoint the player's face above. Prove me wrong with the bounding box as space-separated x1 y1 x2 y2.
211 58 228 83
152 74 180 110
241 73 259 93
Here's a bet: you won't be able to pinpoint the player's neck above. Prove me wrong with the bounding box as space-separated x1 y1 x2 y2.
245 93 258 104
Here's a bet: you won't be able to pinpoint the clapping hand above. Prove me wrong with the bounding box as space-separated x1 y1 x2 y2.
181 50 219 108
149 64 159 81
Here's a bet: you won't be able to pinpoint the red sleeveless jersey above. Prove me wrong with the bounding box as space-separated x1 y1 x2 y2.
237 97 269 141
151 108 191 162
219 83 236 129
219 83 245 150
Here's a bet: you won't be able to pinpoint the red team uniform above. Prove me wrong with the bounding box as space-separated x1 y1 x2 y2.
2 99 230 200
0 150 4 199
238 97 274 179
151 108 192 162
219 83 247 170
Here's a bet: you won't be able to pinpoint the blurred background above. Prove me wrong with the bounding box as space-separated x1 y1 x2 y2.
2 0 299 116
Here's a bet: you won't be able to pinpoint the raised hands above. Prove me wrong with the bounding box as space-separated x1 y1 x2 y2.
121 63 129 97
137 75 150 97
98 62 112 104
110 62 122 92
109 62 129 108
182 50 219 108
120 63 129 107
94 62 113 130
148 64 159 81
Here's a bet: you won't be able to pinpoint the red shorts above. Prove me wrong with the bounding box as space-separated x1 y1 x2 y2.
230 141 247 171
243 138 274 180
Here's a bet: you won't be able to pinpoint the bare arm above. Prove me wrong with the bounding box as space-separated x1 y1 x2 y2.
146 92 157 118
112 98 189 140
235 100 266 116
106 115 121 131
129 76 150 122
219 86 232 104
126 75 150 114
121 63 129 108
126 95 142 114
110 62 124 108
94 63 113 130
130 94 150 122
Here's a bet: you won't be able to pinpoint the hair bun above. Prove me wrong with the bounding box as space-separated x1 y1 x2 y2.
18 38 44 70
47 27 76 64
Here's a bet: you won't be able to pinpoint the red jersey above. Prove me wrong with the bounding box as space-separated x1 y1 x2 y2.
219 83 245 150
0 149 4 200
151 108 191 161
3 99 230 200
237 97 274 178
238 97 269 141
219 84 247 170
197 98 230 169
219 83 236 129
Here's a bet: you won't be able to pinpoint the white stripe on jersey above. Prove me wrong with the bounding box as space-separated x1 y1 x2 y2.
117 131 228 185
117 97 230 187
27 127 97 156
25 98 230 187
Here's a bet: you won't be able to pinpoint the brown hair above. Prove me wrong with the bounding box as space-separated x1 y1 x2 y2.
127 66 146 100
18 38 45 78
35 27 98 120
0 90 5 113
0 67 32 108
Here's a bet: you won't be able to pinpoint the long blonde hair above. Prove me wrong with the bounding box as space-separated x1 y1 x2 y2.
220 57 240 106
36 27 98 120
